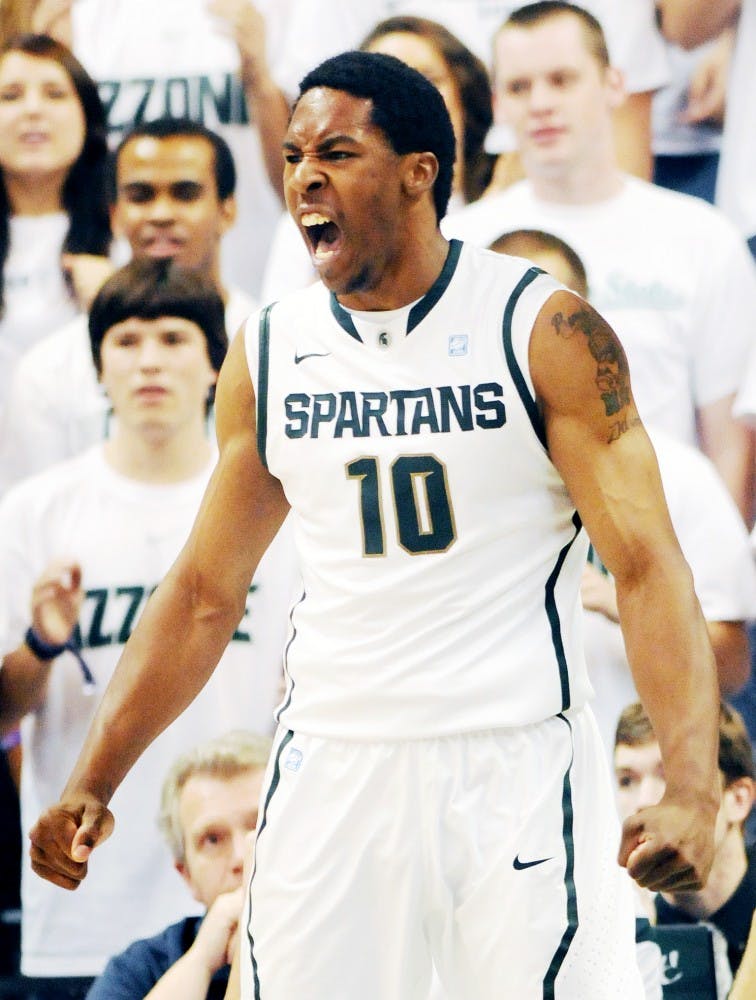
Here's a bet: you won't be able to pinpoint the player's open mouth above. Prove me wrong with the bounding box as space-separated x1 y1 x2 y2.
301 212 344 262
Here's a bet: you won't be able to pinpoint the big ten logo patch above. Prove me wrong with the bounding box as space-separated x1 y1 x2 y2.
284 747 304 773
72 583 259 649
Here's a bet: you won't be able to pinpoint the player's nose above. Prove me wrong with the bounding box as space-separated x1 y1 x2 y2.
288 156 326 195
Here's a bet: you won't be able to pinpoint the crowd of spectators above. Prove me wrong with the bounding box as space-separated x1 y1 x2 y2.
0 2 754 998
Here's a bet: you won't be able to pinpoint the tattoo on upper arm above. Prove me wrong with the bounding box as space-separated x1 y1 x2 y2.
551 307 639 441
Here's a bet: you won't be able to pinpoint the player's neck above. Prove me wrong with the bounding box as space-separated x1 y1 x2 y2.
337 229 449 313
662 829 748 917
103 420 214 484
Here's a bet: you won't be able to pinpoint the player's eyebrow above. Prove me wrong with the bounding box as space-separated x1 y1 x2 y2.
283 134 361 154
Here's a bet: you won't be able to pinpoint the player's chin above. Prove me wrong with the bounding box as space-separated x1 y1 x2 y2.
310 246 348 286
324 261 375 299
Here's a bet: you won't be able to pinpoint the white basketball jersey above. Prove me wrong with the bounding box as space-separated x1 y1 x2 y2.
246 240 592 739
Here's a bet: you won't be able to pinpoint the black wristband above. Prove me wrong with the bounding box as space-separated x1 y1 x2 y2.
24 625 68 661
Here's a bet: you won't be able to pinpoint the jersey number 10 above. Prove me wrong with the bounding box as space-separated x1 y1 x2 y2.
347 455 457 556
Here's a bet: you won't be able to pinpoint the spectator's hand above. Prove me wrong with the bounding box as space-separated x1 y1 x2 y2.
208 0 267 80
30 0 74 45
191 886 245 974
62 253 115 310
617 791 717 892
31 560 83 647
29 792 115 890
680 29 733 127
580 563 619 622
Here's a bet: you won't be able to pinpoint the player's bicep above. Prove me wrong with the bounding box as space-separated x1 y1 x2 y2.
529 291 677 581
530 290 640 445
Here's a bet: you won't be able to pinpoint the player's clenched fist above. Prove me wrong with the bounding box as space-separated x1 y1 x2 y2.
29 793 114 891
618 792 718 893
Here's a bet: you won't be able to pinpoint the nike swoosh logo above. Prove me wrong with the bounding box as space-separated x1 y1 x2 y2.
294 351 331 364
513 854 552 871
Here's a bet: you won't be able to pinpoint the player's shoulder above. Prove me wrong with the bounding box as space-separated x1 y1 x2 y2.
455 238 562 302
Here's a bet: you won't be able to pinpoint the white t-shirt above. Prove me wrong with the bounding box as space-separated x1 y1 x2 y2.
0 446 299 976
443 177 756 445
69 0 290 299
0 214 79 407
715 0 756 239
733 341 756 423
0 287 256 492
584 427 756 757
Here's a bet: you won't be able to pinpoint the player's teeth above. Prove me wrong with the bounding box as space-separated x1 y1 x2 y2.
302 213 331 226
314 246 336 260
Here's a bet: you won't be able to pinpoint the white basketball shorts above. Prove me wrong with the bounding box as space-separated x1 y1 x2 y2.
240 707 643 999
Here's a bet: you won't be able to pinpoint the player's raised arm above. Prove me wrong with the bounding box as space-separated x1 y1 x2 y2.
530 289 721 893
29 325 290 890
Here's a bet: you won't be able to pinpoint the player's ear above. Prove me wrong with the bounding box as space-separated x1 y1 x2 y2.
401 151 438 201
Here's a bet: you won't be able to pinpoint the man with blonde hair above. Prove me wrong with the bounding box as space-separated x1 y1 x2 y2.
87 730 272 1000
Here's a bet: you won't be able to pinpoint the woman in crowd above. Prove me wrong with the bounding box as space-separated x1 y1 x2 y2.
361 15 495 208
0 33 111 403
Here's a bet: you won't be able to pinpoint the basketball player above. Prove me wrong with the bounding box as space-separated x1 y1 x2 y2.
29 52 720 999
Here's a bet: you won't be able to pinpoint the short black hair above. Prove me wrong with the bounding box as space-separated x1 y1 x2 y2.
111 117 236 202
297 50 455 222
89 258 227 378
360 16 495 203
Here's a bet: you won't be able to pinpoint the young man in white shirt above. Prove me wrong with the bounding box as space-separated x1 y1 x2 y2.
444 1 756 522
0 118 257 492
